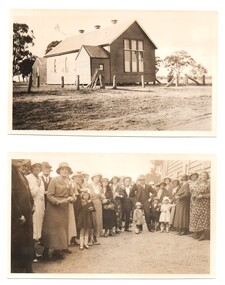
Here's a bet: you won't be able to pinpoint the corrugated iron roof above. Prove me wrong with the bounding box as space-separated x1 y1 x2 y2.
45 20 157 57
82 45 109 58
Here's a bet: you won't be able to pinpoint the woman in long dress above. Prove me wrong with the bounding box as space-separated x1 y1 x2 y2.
26 162 45 242
42 162 75 260
189 171 210 241
169 179 181 230
110 176 124 233
101 178 116 237
173 174 191 235
88 173 105 244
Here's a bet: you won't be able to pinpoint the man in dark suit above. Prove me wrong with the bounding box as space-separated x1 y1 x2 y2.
130 175 156 232
40 162 52 208
121 177 133 232
11 159 34 273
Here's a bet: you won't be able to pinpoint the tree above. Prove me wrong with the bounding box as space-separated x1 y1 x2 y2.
163 50 195 86
145 160 164 184
189 63 207 79
45 40 61 55
19 57 36 79
13 23 35 76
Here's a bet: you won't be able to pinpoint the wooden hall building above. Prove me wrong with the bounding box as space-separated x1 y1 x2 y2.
45 20 157 85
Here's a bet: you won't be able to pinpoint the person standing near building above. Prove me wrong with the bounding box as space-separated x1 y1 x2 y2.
121 176 133 232
11 159 34 273
173 174 191 235
40 162 52 208
26 162 45 261
130 175 156 232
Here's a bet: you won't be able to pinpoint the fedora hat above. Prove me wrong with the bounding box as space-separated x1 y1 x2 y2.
31 161 42 168
56 162 73 175
91 173 103 180
101 177 109 183
181 174 189 181
72 171 84 179
189 172 199 180
41 162 52 169
172 179 180 184
138 175 146 181
123 176 132 182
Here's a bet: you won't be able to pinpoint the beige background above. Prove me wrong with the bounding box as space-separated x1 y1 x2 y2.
0 0 224 284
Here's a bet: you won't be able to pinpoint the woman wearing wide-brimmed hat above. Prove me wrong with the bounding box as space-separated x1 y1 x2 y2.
42 162 75 260
189 171 210 241
101 178 116 237
163 176 173 197
173 174 191 235
88 173 105 244
110 176 124 233
26 162 45 244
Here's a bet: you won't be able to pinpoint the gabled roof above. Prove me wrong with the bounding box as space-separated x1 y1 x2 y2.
45 20 157 58
82 45 109 58
35 57 46 65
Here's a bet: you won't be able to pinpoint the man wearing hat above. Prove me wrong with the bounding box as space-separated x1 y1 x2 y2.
173 174 191 235
40 162 52 208
121 177 133 232
130 175 156 232
11 159 34 273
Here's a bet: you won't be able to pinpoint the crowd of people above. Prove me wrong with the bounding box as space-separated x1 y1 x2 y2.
11 159 211 273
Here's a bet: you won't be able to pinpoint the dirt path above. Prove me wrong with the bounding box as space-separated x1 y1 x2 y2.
33 225 210 275
13 85 212 131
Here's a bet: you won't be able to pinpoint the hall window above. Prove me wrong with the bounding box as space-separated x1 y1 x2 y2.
124 39 144 72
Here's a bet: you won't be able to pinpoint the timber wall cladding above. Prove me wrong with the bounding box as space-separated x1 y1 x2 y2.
163 160 211 179
110 22 156 83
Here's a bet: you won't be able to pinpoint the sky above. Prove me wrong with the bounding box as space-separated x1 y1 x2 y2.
12 9 217 76
14 153 156 180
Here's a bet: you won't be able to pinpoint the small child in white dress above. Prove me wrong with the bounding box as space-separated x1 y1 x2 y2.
159 197 175 233
133 202 145 234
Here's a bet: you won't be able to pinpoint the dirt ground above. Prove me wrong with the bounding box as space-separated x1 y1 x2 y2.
33 226 210 275
33 225 210 275
12 84 212 131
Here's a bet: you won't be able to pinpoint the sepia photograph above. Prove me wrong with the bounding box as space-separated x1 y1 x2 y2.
9 153 215 277
10 9 217 135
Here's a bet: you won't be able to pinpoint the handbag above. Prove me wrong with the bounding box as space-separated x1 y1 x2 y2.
103 203 115 210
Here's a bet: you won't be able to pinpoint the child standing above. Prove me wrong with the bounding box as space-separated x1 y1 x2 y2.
159 197 174 233
133 202 145 234
77 190 95 250
150 197 161 231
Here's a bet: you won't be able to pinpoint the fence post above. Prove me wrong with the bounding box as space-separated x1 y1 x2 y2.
27 74 32 93
61 76 64 88
202 75 206 85
184 74 188 86
37 75 40 87
75 75 80 90
112 75 117 89
141 75 145 88
99 74 105 89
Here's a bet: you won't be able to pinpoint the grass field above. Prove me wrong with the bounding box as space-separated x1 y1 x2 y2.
12 84 212 131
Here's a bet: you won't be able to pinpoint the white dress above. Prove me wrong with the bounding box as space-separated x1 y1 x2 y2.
26 173 45 239
159 204 173 223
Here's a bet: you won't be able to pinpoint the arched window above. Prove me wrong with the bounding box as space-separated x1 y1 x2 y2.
65 57 69 73
54 59 57 73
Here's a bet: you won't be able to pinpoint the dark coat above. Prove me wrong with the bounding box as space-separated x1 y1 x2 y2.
173 182 190 229
156 188 170 204
11 166 34 273
103 186 116 230
41 175 52 207
150 203 161 222
122 186 133 210
130 184 156 205
77 199 95 230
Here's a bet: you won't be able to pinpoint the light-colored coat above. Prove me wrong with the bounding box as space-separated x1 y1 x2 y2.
133 208 145 225
26 173 45 239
